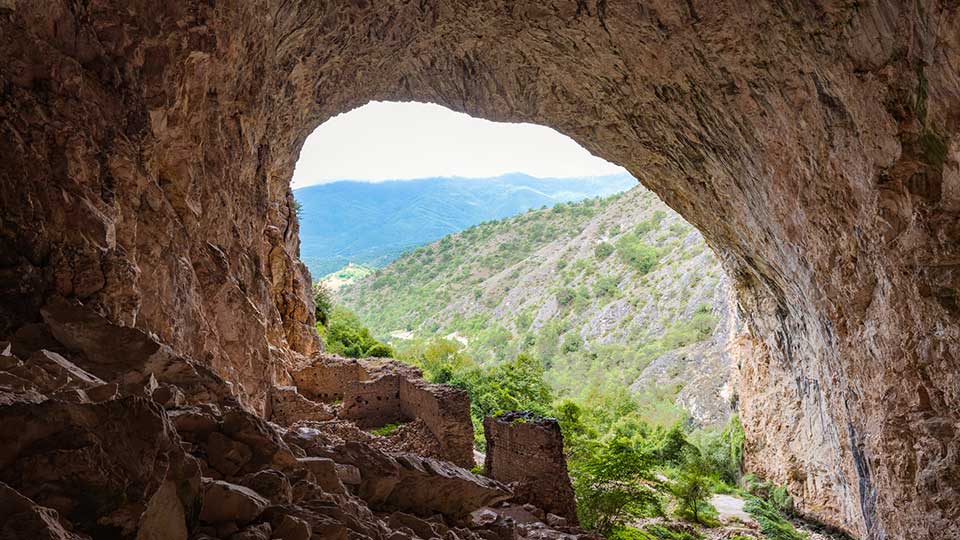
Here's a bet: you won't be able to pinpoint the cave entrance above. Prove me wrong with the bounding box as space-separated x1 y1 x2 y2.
292 100 738 436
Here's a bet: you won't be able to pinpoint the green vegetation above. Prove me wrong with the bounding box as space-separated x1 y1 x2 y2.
313 282 333 326
319 307 393 358
744 497 807 540
370 422 403 436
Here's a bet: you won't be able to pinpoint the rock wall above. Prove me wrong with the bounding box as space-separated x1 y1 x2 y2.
1 2 958 539
483 412 578 523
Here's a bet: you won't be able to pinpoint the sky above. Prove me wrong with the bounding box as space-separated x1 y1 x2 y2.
290 101 626 188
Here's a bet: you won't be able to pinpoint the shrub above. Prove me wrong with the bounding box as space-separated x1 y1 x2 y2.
616 234 660 274
557 287 576 306
641 523 702 540
370 423 402 436
325 307 393 358
744 497 807 540
595 242 615 259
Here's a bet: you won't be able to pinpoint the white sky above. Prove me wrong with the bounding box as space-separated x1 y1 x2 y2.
291 101 626 188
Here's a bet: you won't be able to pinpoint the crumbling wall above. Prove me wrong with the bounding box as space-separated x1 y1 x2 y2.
292 356 366 402
400 378 475 469
483 412 577 522
340 374 405 428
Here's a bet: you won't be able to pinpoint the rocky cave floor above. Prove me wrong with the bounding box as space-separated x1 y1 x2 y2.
1 296 846 540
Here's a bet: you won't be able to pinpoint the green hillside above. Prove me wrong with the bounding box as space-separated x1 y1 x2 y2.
338 185 733 423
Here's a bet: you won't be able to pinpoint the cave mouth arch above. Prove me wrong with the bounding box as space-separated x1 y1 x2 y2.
1 2 957 540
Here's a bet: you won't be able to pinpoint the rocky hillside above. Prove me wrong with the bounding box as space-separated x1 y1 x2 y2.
339 186 737 426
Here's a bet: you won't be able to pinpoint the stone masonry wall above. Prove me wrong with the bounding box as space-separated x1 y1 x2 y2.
400 378 475 469
483 412 577 522
292 355 366 402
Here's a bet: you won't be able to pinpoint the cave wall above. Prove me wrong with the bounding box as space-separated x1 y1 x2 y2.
0 1 957 539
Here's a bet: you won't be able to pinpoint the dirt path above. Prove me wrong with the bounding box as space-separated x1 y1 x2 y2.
711 494 754 523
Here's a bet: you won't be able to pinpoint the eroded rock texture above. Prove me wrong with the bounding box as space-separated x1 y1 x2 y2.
1 2 958 539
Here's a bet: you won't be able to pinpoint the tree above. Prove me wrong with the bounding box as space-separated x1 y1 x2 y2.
671 448 717 525
324 307 393 358
572 437 663 535
313 281 333 327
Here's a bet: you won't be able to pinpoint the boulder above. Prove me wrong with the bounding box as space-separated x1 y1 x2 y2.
222 409 298 471
238 469 293 505
0 396 199 537
297 457 347 494
0 482 84 540
271 514 311 540
207 431 254 477
230 522 272 540
336 463 362 486
135 480 188 540
384 453 511 519
199 479 269 524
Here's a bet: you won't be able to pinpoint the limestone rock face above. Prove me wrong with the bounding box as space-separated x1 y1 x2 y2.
1 2 959 539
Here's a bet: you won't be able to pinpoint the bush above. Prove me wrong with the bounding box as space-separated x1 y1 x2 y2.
641 523 702 540
616 234 660 274
671 449 718 525
595 242 615 259
744 497 807 540
557 288 576 306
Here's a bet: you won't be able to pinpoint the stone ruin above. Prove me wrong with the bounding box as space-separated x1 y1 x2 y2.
287 354 476 469
483 411 579 524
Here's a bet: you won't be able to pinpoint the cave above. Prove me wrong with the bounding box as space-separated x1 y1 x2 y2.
0 2 957 540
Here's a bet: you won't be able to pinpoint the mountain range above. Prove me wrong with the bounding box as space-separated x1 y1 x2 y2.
294 173 637 277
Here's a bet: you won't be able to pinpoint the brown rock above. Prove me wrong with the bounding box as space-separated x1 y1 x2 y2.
238 469 293 505
199 479 269 524
297 457 347 494
230 523 272 540
385 453 512 519
207 432 254 477
135 480 188 540
335 463 362 486
0 396 198 538
0 482 84 540
271 514 312 540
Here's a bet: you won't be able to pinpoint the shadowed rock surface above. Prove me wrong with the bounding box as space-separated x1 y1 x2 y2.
0 2 958 539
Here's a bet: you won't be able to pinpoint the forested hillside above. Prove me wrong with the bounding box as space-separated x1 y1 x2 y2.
338 185 737 426
294 173 636 276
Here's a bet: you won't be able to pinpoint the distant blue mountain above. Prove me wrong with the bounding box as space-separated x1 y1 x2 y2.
294 172 637 278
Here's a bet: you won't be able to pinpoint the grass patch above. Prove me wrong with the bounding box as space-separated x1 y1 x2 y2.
369 423 403 436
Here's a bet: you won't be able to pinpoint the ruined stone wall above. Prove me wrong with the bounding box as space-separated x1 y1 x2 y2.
340 374 406 428
400 378 475 469
483 413 577 522
2 2 958 538
292 357 366 402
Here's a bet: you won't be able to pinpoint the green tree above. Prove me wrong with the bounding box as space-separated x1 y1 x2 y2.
313 281 334 326
573 437 663 535
671 448 717 525
324 307 394 358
